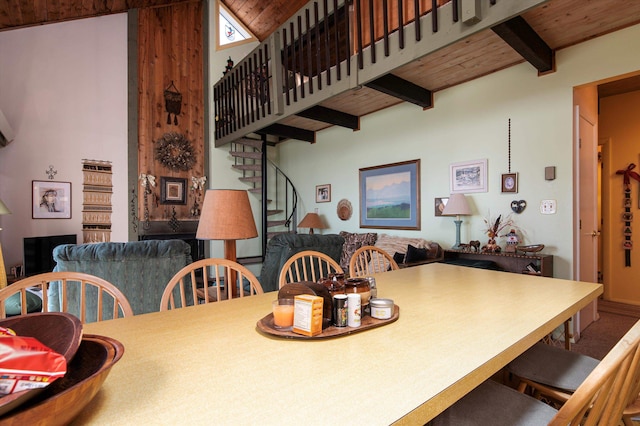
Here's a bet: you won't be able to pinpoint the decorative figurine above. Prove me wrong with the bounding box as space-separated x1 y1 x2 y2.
504 229 519 253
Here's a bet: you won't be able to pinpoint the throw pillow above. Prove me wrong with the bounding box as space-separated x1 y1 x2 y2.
5 290 43 316
393 252 405 264
339 231 378 271
405 244 428 263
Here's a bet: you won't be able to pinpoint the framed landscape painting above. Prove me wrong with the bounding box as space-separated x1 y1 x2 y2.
359 159 420 230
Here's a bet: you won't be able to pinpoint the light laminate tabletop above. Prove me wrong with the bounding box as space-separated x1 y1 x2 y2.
73 263 602 425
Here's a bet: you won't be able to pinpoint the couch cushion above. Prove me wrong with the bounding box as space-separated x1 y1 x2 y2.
405 244 429 263
260 233 345 293
51 240 192 317
374 234 431 257
339 231 377 272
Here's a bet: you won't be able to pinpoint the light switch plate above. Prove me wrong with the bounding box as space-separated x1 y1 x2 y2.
540 199 557 214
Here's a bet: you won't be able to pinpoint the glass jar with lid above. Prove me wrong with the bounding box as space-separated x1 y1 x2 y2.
344 277 371 309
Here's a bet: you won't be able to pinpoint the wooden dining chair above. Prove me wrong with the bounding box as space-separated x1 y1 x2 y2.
0 271 133 323
428 318 640 425
278 250 343 288
507 334 640 425
160 258 263 311
348 245 399 277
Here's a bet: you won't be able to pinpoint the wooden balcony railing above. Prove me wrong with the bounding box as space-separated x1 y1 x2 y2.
213 0 545 147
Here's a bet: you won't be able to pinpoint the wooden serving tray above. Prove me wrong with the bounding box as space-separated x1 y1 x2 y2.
256 305 399 339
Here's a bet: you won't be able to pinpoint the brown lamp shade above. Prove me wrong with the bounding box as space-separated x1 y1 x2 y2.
299 213 326 230
196 190 258 240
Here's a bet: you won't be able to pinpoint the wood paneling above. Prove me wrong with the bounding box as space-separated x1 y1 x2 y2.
137 1 204 221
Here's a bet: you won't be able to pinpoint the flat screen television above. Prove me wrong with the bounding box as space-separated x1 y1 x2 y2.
23 234 77 276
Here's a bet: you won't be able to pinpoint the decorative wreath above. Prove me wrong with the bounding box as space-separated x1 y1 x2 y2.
155 132 196 171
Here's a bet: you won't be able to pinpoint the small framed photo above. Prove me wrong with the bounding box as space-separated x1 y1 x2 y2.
501 173 518 193
160 177 187 204
435 197 448 216
32 180 72 219
316 184 331 203
450 159 488 193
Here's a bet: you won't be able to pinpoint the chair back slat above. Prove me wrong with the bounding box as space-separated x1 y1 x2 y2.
349 245 398 277
278 250 343 288
550 319 640 425
0 272 133 323
160 258 263 311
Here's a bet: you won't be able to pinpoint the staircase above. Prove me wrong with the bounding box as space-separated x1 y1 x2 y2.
230 137 299 258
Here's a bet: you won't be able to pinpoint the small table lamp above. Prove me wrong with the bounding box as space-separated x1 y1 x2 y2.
196 189 258 298
0 198 11 288
298 212 326 234
442 193 471 250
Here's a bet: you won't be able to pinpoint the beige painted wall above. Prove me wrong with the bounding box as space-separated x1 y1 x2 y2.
273 23 640 280
599 90 640 304
0 15 129 270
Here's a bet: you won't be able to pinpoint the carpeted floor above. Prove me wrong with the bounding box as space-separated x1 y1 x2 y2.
571 310 640 360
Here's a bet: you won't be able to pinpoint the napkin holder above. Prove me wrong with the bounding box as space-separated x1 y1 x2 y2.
278 282 332 329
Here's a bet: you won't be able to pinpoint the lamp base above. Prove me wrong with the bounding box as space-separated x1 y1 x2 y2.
451 219 464 250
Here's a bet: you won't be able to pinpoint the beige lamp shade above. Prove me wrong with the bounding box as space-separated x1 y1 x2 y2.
196 190 257 240
299 212 326 234
441 193 471 217
0 199 10 215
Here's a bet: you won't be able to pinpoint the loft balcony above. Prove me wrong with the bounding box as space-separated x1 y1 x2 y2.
213 0 640 147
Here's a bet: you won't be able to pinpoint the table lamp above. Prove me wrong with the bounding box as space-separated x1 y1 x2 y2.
441 193 471 250
298 212 326 234
0 198 11 288
196 189 258 298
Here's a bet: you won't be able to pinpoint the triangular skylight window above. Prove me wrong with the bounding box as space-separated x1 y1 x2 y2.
216 1 258 50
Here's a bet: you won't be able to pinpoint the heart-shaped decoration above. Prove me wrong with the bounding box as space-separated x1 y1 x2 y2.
511 200 527 214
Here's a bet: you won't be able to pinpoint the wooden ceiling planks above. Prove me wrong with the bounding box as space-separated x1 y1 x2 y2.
0 0 195 31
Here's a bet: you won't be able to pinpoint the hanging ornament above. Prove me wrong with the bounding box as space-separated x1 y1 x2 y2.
615 163 640 267
501 118 519 194
164 81 182 125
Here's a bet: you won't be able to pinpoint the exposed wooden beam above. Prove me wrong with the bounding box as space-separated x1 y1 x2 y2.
492 15 555 74
256 123 316 143
296 105 360 130
365 74 433 109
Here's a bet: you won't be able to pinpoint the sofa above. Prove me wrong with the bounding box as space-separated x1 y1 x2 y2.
51 240 192 316
258 232 444 293
259 233 345 292
339 231 443 270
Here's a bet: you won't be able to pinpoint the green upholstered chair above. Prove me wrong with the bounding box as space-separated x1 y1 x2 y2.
50 240 192 316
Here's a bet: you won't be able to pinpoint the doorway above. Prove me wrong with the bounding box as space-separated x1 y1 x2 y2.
575 72 640 321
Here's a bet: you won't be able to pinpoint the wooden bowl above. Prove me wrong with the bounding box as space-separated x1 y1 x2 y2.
517 244 545 254
0 334 124 425
0 313 83 416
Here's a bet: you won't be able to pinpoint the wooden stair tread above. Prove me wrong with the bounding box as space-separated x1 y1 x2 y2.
239 176 261 183
232 164 261 171
268 219 287 226
230 151 262 160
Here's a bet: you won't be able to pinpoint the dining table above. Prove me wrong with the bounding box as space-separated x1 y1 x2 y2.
72 263 602 425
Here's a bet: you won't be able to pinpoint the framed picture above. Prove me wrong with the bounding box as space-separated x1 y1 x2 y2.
316 184 331 203
359 159 420 230
160 177 187 204
435 197 449 216
450 159 488 193
501 172 518 193
32 180 72 219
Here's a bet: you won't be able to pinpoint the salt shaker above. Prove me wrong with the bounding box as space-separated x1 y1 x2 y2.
347 293 361 327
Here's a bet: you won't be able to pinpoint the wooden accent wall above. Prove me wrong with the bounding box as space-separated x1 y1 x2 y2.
137 0 205 223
